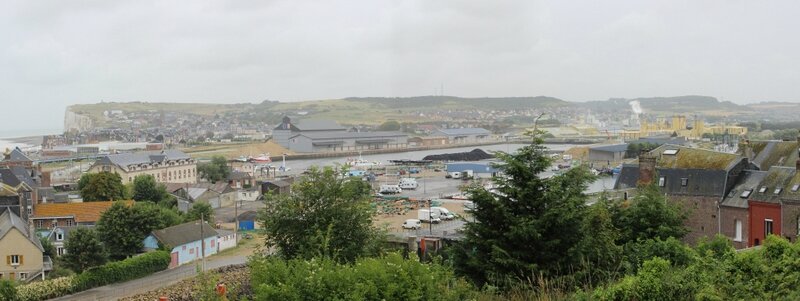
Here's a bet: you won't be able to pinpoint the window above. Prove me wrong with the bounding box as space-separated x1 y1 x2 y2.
36 220 43 229
680 178 688 187
775 187 783 195
211 239 215 247
735 220 743 242
658 176 666 187
26 206 31 216
765 219 774 237
740 190 752 198
793 184 800 192
182 245 186 250
663 149 679 155
19 273 27 280
759 186 768 193
56 232 64 241
9 255 20 266
189 248 194 254
57 247 65 256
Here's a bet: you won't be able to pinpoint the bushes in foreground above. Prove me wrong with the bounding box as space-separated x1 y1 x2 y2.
16 251 171 301
73 250 171 291
250 253 476 301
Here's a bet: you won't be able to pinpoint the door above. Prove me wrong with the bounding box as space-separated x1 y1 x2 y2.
8 273 14 281
169 252 179 269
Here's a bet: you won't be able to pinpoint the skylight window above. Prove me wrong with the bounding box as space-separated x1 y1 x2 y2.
740 190 752 198
662 149 679 155
775 188 783 195
759 186 768 193
793 184 800 192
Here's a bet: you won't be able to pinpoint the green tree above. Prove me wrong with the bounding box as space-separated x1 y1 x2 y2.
613 183 689 244
80 172 126 202
185 202 214 223
0 279 17 301
258 166 383 263
62 227 107 273
131 174 170 204
197 155 230 183
40 236 55 258
96 202 183 260
377 120 401 131
452 132 597 286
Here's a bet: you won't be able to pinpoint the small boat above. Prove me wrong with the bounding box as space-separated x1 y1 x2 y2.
346 153 380 168
235 155 249 163
250 153 272 164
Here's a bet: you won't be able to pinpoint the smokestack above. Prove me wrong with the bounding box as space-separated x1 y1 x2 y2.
637 151 657 186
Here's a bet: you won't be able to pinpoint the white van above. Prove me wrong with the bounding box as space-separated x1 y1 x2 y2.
402 219 422 230
379 184 402 194
399 178 418 190
418 209 441 223
431 207 455 220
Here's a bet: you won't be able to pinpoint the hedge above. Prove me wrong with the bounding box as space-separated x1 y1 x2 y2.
73 251 171 291
17 276 76 301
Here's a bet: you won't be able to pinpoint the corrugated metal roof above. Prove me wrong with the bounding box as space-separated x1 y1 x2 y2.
294 120 345 131
290 131 406 140
589 144 629 153
437 128 492 136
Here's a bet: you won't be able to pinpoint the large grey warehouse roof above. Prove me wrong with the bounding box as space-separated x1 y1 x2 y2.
589 144 629 153
290 131 406 140
294 120 346 131
96 149 191 169
437 128 491 136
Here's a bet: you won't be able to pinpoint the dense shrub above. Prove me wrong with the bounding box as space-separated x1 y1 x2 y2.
0 280 17 301
587 235 800 300
73 251 171 291
17 276 76 301
250 253 476 301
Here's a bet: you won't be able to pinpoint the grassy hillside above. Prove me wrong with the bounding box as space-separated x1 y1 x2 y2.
580 95 746 116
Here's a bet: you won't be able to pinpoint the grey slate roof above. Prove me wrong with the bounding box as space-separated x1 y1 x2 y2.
227 171 252 181
151 221 218 248
95 150 191 171
0 168 21 187
0 210 44 251
10 166 37 188
614 164 641 190
590 144 629 153
289 131 406 140
7 148 32 162
437 128 492 136
721 171 768 208
750 166 796 204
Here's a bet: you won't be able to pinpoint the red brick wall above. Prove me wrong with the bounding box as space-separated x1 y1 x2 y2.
781 202 800 242
749 201 781 246
670 196 720 246
720 206 749 249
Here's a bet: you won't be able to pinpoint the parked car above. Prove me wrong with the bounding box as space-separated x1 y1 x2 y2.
402 219 422 230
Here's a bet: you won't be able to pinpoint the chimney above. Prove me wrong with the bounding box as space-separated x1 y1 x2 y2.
796 148 800 171
637 151 657 186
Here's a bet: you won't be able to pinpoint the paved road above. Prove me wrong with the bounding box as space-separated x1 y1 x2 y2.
50 255 247 301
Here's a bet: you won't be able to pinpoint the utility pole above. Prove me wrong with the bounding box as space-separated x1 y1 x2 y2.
234 198 239 244
428 199 433 235
200 213 206 272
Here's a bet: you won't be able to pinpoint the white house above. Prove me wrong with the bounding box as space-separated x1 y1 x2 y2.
143 221 218 269
216 230 237 252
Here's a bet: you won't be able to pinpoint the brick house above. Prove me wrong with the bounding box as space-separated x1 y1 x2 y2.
615 145 749 246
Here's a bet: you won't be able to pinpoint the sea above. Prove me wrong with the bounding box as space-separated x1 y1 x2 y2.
0 128 61 150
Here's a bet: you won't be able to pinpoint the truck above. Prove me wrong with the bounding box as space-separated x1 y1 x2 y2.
431 207 455 220
447 171 462 179
379 184 402 194
418 209 441 223
460 170 474 180
399 178 418 190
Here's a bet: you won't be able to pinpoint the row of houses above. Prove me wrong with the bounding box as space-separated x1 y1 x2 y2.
615 139 800 249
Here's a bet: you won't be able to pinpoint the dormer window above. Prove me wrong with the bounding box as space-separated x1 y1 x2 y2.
658 176 666 187
56 232 64 241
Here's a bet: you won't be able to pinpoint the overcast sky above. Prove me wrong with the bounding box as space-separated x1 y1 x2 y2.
1 0 799 132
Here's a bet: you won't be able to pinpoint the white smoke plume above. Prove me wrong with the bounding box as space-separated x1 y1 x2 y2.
629 100 643 115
